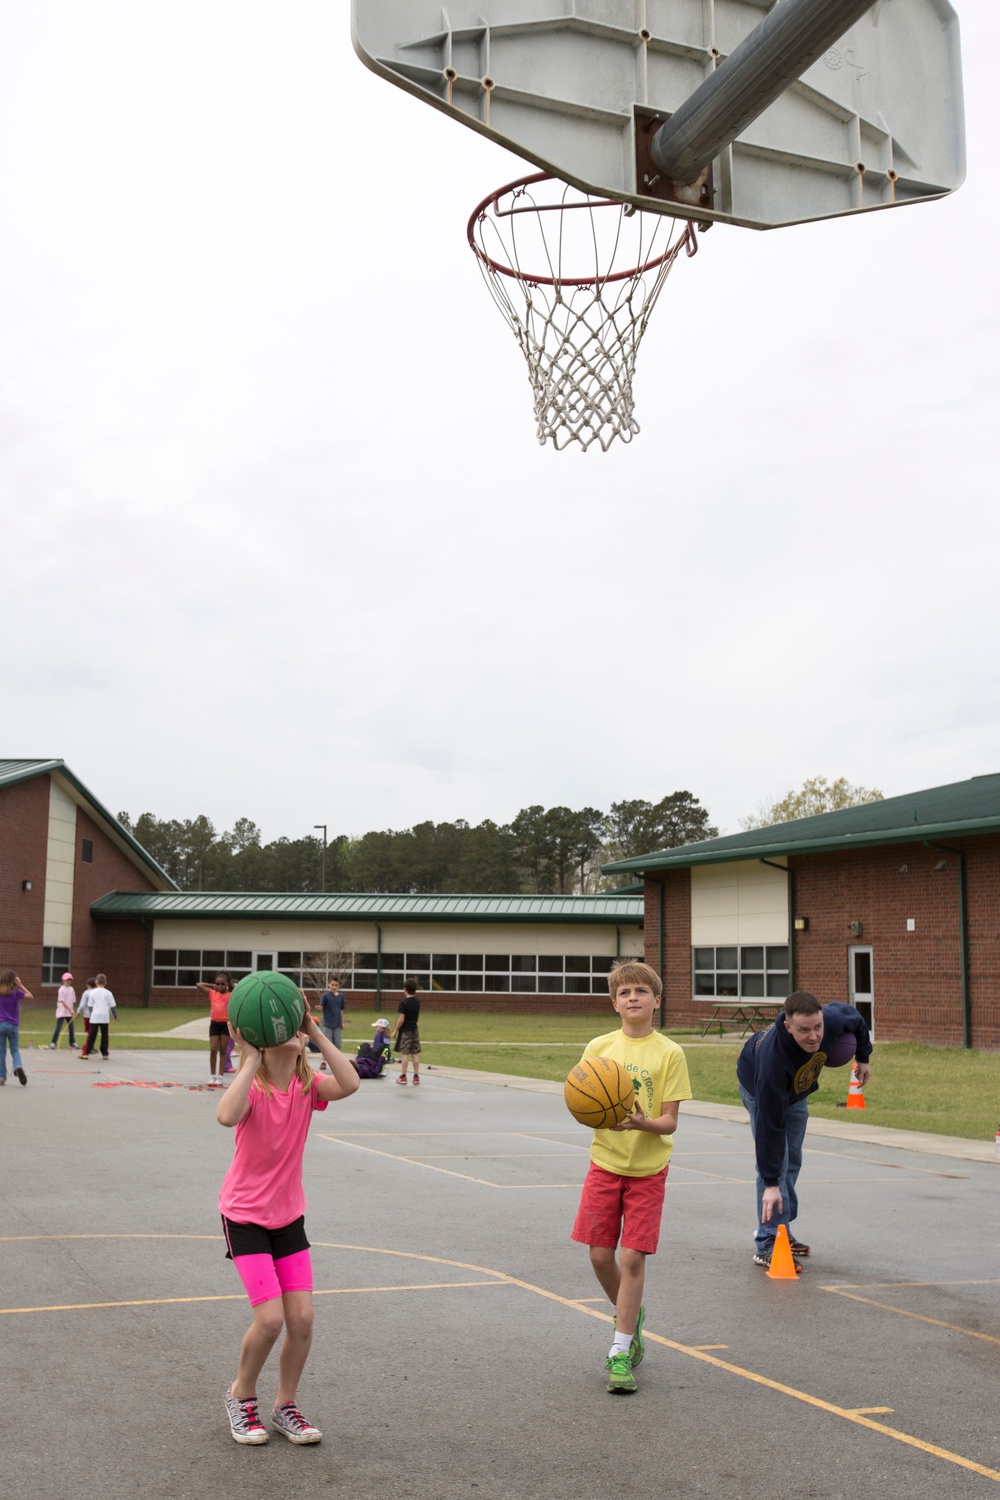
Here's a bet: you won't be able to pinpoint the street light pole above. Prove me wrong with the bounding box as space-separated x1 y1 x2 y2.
314 824 327 893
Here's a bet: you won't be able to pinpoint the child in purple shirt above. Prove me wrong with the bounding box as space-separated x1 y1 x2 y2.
0 969 31 1085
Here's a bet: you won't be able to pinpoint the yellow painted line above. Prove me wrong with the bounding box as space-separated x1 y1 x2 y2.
387 1153 581 1161
319 1280 508 1296
667 1166 751 1183
693 1344 729 1351
0 1234 221 1243
804 1148 970 1180
1 1281 510 1316
2 1293 248 1314
827 1280 1000 1289
318 1135 577 1189
634 1329 1000 1481
5 1234 1000 1483
785 1177 934 1186
481 1270 1000 1484
821 1287 1000 1346
852 1407 895 1415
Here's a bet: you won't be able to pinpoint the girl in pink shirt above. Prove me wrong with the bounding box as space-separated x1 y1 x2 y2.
49 972 78 1050
217 1010 359 1446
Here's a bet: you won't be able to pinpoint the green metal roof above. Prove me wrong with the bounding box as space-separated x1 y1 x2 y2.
0 759 178 891
90 890 644 924
603 772 1000 874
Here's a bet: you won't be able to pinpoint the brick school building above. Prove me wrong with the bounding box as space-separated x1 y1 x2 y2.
603 773 1000 1048
0 760 643 1016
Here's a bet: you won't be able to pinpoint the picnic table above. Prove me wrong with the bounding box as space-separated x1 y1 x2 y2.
698 1002 779 1038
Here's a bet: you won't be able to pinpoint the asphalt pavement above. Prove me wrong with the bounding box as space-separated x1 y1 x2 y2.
4 1043 1000 1500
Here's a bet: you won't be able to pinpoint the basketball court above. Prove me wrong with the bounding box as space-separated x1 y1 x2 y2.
4 1044 1000 1499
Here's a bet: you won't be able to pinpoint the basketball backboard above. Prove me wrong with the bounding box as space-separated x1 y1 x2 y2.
352 0 965 230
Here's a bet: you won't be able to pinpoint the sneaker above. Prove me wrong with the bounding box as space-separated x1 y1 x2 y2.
629 1303 645 1368
271 1401 322 1444
225 1387 269 1445
789 1238 811 1258
48 1043 57 1050
397 1075 407 1084
752 1249 802 1275
412 1074 420 1085
605 1351 637 1394
14 1067 27 1086
69 1042 79 1049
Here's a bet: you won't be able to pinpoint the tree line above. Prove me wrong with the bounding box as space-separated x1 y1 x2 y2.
116 792 719 895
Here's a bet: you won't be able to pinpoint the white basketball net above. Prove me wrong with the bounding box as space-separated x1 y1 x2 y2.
469 174 697 453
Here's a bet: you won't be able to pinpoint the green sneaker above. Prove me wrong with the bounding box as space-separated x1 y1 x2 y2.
605 1351 637 1394
629 1303 645 1368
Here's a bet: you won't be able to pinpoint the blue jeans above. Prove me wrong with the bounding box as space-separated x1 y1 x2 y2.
739 1083 809 1255
51 1016 76 1047
0 1021 21 1080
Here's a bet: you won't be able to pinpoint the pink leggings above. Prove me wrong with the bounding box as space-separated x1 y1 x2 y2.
233 1249 313 1308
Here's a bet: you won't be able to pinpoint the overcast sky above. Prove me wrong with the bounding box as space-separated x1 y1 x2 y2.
3 1 997 847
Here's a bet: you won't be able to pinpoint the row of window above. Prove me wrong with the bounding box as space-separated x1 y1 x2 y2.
151 949 620 974
43 944 791 1000
150 948 623 994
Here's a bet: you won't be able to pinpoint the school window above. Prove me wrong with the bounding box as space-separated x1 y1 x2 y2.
152 950 254 988
81 839 94 863
692 946 789 1000
42 946 71 985
150 948 625 993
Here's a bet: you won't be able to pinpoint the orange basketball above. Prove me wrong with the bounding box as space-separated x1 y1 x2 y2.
564 1056 636 1129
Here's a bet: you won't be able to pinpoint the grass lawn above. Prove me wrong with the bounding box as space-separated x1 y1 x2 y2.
18 1006 1000 1142
20 1006 212 1052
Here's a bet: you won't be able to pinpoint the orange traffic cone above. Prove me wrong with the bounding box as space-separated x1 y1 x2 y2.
767 1224 802 1280
846 1064 866 1110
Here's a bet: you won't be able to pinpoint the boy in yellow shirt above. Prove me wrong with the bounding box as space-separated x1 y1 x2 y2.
571 961 692 1393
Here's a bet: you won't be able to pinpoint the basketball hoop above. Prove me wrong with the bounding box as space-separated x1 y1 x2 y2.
468 173 698 453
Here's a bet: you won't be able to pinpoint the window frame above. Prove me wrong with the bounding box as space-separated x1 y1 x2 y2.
691 944 789 1002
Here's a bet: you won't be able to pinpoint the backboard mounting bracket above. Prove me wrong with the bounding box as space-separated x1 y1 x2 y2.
634 109 715 222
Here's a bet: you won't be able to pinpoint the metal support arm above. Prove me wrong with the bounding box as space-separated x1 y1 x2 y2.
651 0 878 187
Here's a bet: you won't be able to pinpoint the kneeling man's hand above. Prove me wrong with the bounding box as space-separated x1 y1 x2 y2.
761 1185 783 1222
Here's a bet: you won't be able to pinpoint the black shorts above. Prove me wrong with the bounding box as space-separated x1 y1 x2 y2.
209 1020 230 1038
221 1214 310 1262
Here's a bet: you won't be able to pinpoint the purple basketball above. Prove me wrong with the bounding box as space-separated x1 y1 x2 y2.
825 1033 858 1068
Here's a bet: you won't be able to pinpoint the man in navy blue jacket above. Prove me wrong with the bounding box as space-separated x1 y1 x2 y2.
736 991 872 1269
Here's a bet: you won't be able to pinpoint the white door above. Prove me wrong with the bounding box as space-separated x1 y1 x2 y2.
253 951 277 972
848 945 874 1037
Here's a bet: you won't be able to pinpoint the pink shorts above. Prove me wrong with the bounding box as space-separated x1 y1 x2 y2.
571 1162 668 1255
231 1249 313 1308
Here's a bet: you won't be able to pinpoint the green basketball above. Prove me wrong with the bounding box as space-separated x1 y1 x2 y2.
228 972 306 1050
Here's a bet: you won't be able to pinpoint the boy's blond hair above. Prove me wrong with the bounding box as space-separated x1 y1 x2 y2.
607 960 662 1000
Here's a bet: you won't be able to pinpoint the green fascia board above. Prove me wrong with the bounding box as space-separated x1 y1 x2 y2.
0 758 178 891
90 891 644 924
604 772 1000 874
